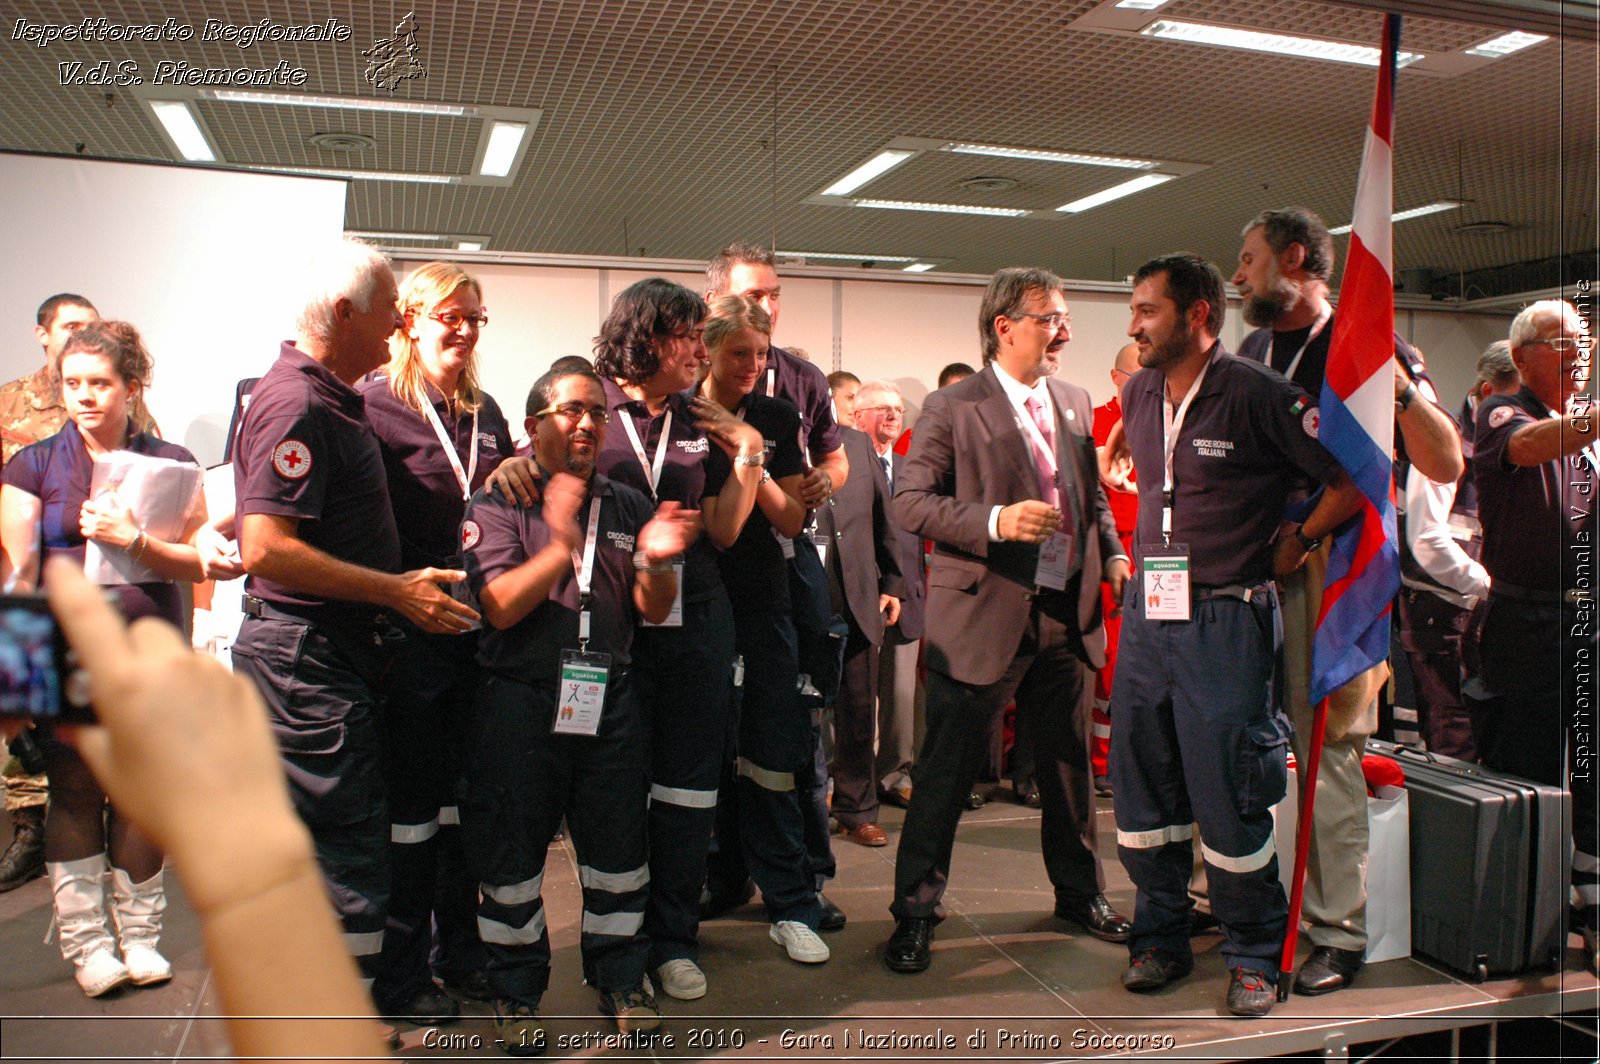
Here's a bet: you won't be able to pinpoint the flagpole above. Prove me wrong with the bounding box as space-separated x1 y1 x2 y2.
1278 696 1328 1000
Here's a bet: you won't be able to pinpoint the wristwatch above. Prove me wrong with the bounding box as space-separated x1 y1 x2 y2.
1293 527 1323 554
633 550 672 575
734 452 766 467
1395 381 1418 412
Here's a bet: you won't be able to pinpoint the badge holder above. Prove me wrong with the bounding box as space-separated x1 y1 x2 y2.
1140 544 1191 622
555 597 610 737
1033 529 1075 592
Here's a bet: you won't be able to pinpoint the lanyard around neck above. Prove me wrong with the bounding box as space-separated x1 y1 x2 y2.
1280 303 1333 384
419 395 479 501
570 497 602 648
1160 349 1220 545
617 406 672 502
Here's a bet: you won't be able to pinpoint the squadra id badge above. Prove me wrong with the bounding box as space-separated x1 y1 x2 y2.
1140 545 1191 622
554 649 611 737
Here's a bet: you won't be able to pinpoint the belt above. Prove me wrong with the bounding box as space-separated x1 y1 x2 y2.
241 594 393 633
1491 581 1591 607
1195 582 1272 603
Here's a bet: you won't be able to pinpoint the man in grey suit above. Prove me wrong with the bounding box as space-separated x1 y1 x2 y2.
852 381 926 810
884 267 1132 972
817 425 906 847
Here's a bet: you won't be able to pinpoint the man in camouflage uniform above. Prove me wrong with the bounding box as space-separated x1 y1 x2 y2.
0 294 159 891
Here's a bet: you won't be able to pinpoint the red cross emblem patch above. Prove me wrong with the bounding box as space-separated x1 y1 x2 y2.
461 520 481 550
272 439 313 479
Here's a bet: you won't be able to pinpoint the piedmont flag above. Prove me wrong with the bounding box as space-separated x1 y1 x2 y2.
1310 13 1403 705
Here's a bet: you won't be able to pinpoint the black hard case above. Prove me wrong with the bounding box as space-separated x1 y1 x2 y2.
1368 739 1570 980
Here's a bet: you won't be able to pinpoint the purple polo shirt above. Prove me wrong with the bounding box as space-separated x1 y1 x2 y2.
462 473 654 679
1474 386 1595 592
234 342 401 613
767 346 842 465
596 377 722 602
1123 350 1344 588
705 392 805 606
358 375 514 570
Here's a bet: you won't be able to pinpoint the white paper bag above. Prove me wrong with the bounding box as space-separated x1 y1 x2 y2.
1272 768 1412 963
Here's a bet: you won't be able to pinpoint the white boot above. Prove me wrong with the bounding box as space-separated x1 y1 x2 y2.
47 855 131 997
111 866 172 986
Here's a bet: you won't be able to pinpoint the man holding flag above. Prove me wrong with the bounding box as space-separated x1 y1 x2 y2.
1232 17 1463 999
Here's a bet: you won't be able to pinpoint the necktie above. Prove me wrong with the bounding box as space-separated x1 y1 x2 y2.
880 453 892 491
1024 395 1060 507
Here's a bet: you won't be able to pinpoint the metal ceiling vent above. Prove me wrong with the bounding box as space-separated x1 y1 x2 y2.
308 132 378 153
959 176 1018 193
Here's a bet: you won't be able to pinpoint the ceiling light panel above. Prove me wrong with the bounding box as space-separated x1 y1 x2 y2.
819 150 916 196
479 121 529 177
1327 200 1463 235
1141 20 1423 67
852 198 1033 217
1056 173 1175 213
1465 31 1549 59
149 101 215 162
941 142 1155 169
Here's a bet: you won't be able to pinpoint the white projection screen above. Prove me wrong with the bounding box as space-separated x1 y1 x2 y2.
0 153 348 466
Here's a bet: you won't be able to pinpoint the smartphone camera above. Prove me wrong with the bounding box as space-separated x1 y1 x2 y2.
0 594 86 724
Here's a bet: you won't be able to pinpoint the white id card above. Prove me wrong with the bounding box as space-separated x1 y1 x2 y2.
815 542 828 570
641 561 684 628
1033 531 1072 591
1141 548 1191 622
553 650 611 736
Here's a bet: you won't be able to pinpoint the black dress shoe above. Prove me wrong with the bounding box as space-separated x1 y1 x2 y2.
1053 893 1131 943
379 982 462 1025
700 878 755 920
1293 945 1363 995
884 917 934 972
1120 948 1193 991
818 893 847 932
964 792 986 810
1226 966 1276 1016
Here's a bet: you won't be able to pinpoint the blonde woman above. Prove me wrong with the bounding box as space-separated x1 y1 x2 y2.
357 262 514 1022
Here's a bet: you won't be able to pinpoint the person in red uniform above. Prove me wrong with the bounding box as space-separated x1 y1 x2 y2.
1089 342 1141 796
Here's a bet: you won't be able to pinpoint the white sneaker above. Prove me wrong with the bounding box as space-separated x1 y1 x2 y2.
654 958 707 1000
769 920 830 964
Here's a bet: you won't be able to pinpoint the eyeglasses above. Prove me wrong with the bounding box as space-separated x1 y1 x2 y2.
535 402 610 424
1526 336 1581 352
428 310 489 330
858 404 904 418
1010 311 1071 331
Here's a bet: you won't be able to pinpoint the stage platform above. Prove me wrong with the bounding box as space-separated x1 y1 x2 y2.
2 796 1595 1061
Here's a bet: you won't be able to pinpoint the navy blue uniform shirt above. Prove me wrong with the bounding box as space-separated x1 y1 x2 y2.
1122 349 1343 588
3 422 195 625
358 375 513 570
1239 315 1434 472
767 346 841 465
596 377 722 603
1474 386 1596 591
705 392 805 607
233 342 401 612
462 473 654 680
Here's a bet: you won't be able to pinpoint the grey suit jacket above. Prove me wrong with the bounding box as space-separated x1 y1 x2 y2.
816 428 906 645
892 365 1120 685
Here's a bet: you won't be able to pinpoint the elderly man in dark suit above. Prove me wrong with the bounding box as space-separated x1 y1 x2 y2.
817 424 906 847
852 381 926 810
884 267 1132 973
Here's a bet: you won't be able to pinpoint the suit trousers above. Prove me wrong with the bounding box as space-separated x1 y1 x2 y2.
875 632 923 794
829 623 881 827
891 604 1102 919
1279 556 1371 953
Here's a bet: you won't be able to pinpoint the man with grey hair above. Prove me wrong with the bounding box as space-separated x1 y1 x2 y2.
1396 341 1519 760
229 240 480 1007
850 380 926 811
1472 297 1597 972
1232 206 1463 996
